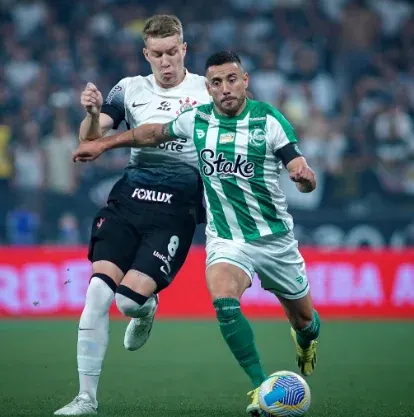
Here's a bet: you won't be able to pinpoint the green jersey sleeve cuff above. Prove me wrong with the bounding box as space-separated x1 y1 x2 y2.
167 121 179 138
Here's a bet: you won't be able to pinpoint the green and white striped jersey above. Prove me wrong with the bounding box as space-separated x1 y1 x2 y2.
168 99 299 242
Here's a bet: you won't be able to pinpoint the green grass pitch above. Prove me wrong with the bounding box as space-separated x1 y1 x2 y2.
0 320 413 417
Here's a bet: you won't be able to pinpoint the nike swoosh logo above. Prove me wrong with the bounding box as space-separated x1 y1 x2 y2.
79 328 94 331
132 102 150 108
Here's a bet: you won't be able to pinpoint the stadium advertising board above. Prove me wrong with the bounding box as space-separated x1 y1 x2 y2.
0 247 413 319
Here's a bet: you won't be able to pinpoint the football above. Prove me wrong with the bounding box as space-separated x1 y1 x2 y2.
258 370 311 416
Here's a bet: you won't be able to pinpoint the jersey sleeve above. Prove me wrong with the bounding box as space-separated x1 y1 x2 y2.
167 108 196 140
266 107 298 153
101 78 129 129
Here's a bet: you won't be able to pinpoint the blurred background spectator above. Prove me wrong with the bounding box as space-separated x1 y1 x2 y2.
0 0 413 248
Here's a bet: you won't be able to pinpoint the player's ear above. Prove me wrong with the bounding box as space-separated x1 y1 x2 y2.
143 47 149 62
182 42 187 56
244 72 249 90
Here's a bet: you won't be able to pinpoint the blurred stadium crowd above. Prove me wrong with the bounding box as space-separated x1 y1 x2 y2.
0 0 413 246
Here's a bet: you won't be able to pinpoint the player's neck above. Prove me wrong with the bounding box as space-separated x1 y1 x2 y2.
155 68 187 89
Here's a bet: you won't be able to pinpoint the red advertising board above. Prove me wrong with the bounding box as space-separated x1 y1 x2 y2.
0 246 413 319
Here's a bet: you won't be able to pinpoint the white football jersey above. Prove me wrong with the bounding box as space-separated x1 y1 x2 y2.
101 71 210 201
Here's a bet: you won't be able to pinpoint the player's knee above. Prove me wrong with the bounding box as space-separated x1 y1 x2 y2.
115 285 156 318
85 275 116 312
80 275 116 327
207 265 250 300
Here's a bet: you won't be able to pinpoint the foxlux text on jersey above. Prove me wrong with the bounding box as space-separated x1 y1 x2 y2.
131 188 173 203
200 149 255 178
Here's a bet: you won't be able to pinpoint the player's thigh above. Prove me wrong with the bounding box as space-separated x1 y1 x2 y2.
205 236 253 300
88 203 140 285
252 231 310 301
130 210 196 293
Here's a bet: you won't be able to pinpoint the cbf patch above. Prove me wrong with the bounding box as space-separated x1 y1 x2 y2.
219 132 235 144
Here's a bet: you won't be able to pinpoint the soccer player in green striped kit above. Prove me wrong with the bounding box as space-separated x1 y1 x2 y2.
74 51 321 416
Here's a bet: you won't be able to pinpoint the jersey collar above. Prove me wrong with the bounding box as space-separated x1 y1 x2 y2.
212 98 251 122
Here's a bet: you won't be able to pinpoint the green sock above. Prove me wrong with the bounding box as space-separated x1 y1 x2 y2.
214 297 267 388
296 309 321 348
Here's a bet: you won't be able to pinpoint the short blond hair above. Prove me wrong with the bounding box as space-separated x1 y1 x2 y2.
143 15 184 43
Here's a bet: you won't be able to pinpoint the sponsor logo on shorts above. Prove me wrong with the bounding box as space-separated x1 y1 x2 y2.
296 275 306 284
153 250 171 275
96 218 105 228
156 236 180 276
131 188 173 203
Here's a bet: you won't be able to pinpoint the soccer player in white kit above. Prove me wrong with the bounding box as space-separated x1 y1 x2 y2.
74 51 321 417
55 15 210 416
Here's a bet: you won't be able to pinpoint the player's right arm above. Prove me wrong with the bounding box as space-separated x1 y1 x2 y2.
73 109 194 162
79 79 128 142
79 82 113 141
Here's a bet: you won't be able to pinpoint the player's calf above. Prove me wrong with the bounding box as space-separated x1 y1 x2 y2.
208 263 267 389
290 309 320 377
291 309 320 348
278 293 320 376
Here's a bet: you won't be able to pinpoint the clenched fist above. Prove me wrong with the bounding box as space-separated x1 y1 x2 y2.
73 138 106 162
289 165 316 193
80 82 103 115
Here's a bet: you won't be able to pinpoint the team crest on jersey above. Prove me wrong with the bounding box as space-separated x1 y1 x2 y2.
219 132 235 144
177 97 198 115
248 128 266 146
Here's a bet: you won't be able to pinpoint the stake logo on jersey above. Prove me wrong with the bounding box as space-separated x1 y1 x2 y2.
200 149 254 179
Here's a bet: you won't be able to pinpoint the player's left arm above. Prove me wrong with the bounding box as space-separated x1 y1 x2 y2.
269 108 316 193
72 110 194 162
285 153 316 193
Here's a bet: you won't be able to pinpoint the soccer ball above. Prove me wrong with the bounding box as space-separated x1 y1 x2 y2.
258 370 311 416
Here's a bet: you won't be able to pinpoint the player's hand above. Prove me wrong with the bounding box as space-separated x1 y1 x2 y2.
289 165 316 192
80 82 103 116
73 139 105 162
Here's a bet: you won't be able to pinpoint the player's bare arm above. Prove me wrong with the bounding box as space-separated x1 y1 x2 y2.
79 82 114 142
73 122 174 162
286 156 316 193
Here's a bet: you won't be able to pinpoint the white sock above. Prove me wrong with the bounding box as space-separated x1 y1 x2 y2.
77 277 114 402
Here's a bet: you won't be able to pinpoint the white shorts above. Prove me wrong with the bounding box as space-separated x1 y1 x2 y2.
206 231 309 300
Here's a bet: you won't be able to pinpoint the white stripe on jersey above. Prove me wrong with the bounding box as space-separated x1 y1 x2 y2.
205 118 244 241
234 118 273 236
